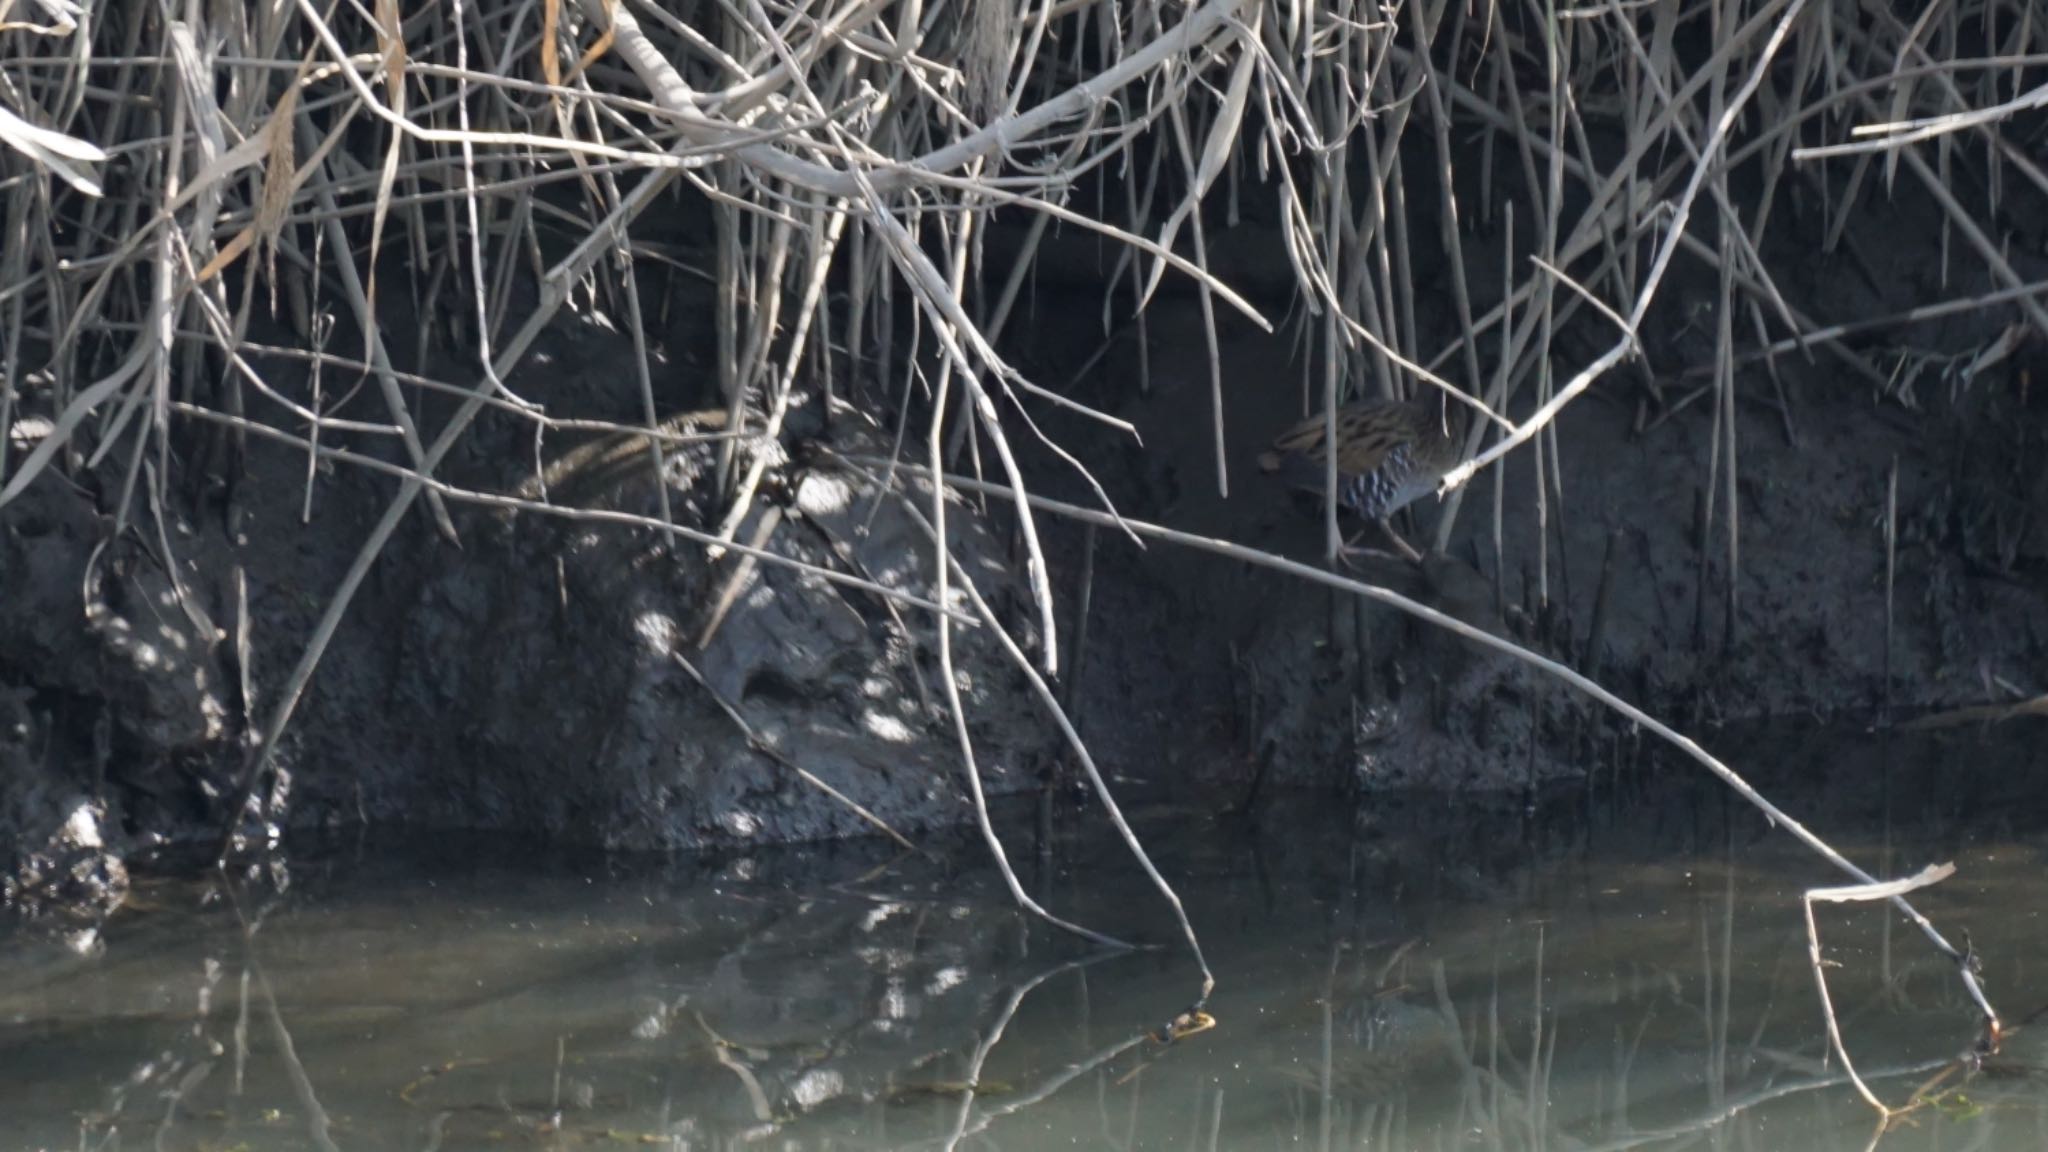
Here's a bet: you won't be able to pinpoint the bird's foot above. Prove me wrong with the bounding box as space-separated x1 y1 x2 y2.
1374 518 1428 566
1336 544 1411 574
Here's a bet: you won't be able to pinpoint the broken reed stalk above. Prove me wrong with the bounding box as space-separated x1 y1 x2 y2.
875 460 2002 1046
1884 455 1898 720
1803 863 1960 1118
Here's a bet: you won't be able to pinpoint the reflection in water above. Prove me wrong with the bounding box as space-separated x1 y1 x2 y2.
3 726 2047 1150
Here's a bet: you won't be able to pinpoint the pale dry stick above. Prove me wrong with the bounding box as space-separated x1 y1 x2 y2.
727 0 883 113
1545 18 1645 344
719 209 791 503
695 504 782 652
159 240 411 454
576 0 1252 202
863 188 1060 677
1805 863 1961 1117
588 167 676 546
937 188 982 475
1990 138 2048 226
1491 214 1514 618
1902 694 2048 730
1532 0 1572 615
1712 51 2048 174
1798 78 2048 159
1816 31 2048 350
1131 17 1256 311
666 646 919 852
1240 132 1506 437
101 16 193 545
711 199 847 559
1241 55 1326 326
1394 0 1794 364
1162 86 1230 499
1342 113 1397 414
279 0 750 174
1319 109 1348 562
873 460 2004 1038
1820 4 2048 202
0 182 25 483
1716 234 1739 649
892 489 1213 997
94 326 746 445
1873 121 2048 350
1596 0 1809 351
293 111 466 541
1411 0 1488 406
1437 0 1813 498
346 62 870 151
1385 144 1422 386
1062 521 1098 715
0 322 152 510
361 0 414 358
1682 277 2048 379
170 401 972 624
713 184 738 473
1883 455 1897 720
912 291 1128 955
1579 1055 1955 1152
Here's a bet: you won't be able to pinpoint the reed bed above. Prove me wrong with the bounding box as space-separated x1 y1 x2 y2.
1 0 2037 1047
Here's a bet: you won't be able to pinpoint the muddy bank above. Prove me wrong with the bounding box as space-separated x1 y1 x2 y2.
1 299 1062 911
994 179 2048 796
5 174 2047 910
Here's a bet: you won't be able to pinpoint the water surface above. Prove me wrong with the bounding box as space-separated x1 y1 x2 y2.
5 726 2046 1150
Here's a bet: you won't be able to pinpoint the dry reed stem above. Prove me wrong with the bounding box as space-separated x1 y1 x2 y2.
903 492 1214 996
1802 863 1960 1117
1438 0 1813 499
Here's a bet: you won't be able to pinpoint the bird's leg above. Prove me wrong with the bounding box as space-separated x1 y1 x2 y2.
1376 515 1426 564
1333 526 1376 573
1335 518 1425 571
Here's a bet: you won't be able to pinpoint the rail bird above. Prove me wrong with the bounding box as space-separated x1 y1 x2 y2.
1257 394 1470 566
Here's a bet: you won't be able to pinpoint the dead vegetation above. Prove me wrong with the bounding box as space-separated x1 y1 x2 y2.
1 0 2040 1046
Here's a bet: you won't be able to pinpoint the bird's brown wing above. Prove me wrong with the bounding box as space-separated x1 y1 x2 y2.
1258 401 1408 477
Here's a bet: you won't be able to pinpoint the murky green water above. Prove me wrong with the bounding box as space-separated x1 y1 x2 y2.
5 727 2047 1151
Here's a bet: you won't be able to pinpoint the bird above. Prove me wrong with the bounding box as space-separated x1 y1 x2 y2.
1257 393 1470 566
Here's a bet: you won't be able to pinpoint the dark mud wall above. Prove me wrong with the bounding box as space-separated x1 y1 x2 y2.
1 268 1061 913
986 174 2048 796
